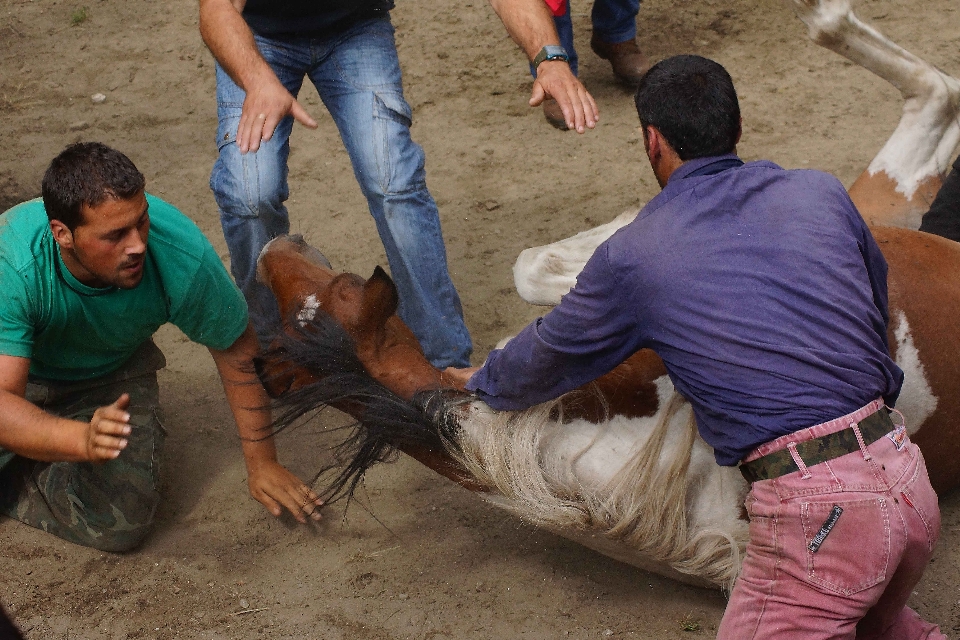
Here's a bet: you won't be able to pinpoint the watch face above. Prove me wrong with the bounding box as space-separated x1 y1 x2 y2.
536 45 569 67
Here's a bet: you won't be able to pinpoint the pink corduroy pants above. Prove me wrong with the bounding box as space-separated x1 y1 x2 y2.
719 400 946 640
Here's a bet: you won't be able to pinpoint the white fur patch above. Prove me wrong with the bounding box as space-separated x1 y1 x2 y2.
892 311 938 433
297 294 320 327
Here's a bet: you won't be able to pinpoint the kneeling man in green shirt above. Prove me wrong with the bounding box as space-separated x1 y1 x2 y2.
0 142 321 551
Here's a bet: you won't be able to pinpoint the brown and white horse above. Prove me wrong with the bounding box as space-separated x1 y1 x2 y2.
255 227 960 591
255 0 960 591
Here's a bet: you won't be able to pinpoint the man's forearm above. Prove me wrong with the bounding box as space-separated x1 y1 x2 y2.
487 0 562 61
209 326 277 467
198 0 273 92
0 389 88 462
211 325 323 522
468 248 640 409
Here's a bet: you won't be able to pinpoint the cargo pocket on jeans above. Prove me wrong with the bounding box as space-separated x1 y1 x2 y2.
216 115 241 151
801 498 891 595
371 91 418 194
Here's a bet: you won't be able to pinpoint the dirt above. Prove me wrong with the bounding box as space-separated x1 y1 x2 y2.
1 0 959 638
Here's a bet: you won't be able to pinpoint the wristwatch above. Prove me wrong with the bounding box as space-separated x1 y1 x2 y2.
533 45 570 69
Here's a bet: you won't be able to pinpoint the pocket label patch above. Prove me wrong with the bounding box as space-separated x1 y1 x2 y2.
808 505 843 552
886 425 907 452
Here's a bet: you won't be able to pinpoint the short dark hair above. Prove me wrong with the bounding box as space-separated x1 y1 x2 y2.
41 142 145 229
634 55 741 161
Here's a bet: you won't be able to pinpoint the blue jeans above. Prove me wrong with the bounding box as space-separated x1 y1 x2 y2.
535 0 641 77
210 15 472 368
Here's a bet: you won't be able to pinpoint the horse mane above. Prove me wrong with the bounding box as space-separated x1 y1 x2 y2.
450 389 747 590
258 311 466 504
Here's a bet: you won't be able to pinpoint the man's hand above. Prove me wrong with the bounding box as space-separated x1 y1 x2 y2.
443 366 481 391
530 60 599 134
86 393 132 462
199 0 317 154
485 0 599 133
247 458 323 523
209 324 321 524
236 72 317 154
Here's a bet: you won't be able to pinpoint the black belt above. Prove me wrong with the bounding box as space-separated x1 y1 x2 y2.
739 409 896 483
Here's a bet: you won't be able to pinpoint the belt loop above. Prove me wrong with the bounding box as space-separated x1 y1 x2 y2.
852 421 872 461
787 442 812 479
885 404 907 430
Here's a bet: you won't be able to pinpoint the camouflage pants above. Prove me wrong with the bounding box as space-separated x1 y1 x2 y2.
0 341 167 552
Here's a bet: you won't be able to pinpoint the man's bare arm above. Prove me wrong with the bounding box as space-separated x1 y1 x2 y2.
208 324 322 523
487 0 598 133
198 0 317 153
0 355 131 462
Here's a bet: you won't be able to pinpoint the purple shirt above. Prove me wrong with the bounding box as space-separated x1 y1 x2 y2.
467 155 904 466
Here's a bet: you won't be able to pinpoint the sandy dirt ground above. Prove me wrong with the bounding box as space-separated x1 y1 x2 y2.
1 0 960 638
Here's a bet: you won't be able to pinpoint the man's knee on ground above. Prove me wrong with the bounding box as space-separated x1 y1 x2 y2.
73 486 161 553
85 521 155 553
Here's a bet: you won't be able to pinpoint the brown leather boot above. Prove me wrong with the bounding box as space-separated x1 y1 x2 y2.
542 98 569 130
590 36 650 86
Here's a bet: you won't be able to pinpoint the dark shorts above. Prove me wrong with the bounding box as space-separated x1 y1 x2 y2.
919 155 960 242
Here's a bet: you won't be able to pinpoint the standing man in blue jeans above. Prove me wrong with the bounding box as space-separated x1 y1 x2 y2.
538 0 648 129
199 0 598 369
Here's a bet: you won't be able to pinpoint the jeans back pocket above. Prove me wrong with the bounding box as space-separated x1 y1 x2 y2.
800 497 891 595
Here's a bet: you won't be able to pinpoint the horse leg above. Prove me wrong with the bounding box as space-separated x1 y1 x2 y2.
787 0 960 228
513 208 639 306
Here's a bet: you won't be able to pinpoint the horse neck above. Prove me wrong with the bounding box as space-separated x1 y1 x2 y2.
358 345 443 402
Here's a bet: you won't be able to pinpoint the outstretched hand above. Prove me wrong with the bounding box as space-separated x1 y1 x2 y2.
87 393 132 462
236 73 318 154
442 366 480 391
247 458 323 524
530 60 599 133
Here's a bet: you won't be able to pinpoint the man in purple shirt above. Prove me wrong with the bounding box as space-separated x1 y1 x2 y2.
447 55 944 638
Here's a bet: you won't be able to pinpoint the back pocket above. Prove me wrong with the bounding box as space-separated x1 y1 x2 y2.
801 497 891 595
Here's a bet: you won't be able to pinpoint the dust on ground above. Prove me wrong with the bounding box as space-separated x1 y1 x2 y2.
1 0 959 637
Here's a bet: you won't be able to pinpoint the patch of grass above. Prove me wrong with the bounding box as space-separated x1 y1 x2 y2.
679 617 702 633
70 6 89 26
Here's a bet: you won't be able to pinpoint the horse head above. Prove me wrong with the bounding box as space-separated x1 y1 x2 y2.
256 235 753 589
255 235 443 398
254 235 480 499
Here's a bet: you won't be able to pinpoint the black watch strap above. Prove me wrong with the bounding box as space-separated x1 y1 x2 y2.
533 45 570 68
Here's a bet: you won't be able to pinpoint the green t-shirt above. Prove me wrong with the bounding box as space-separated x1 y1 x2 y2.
0 194 249 380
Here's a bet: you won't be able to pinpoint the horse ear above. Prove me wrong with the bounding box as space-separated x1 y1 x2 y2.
358 266 400 331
